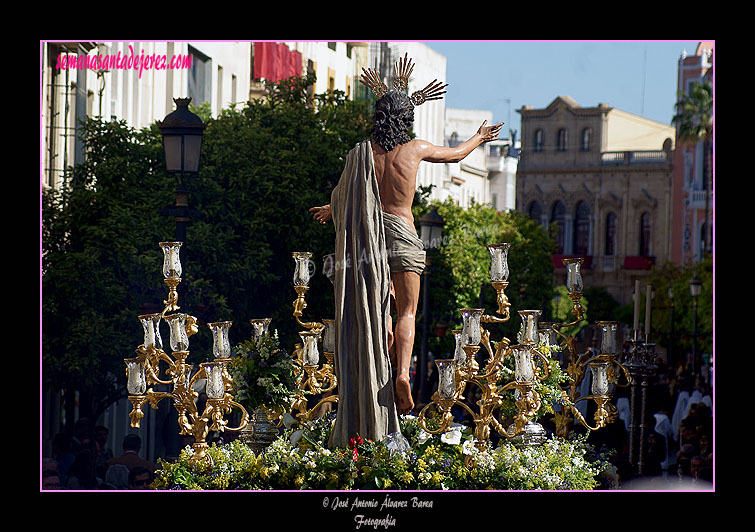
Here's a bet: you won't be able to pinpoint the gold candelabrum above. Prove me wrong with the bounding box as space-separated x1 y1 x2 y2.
285 252 338 423
418 246 632 457
124 242 249 466
546 258 631 437
418 243 555 457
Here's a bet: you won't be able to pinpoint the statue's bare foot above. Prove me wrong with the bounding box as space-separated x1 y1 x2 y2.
395 375 414 415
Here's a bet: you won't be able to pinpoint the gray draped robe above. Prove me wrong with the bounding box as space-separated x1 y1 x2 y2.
327 140 401 449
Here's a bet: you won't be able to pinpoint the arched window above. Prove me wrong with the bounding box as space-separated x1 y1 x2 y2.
557 128 568 151
534 129 544 152
581 128 592 151
528 201 543 223
551 201 566 254
573 201 590 256
639 212 651 257
605 212 616 256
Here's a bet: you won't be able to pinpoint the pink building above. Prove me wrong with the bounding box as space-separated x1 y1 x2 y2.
671 42 714 265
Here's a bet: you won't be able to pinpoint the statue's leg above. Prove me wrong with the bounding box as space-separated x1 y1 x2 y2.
391 270 420 415
388 281 396 367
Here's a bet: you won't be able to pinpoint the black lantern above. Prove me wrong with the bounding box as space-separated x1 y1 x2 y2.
158 98 206 248
158 98 206 187
416 206 445 406
419 205 445 250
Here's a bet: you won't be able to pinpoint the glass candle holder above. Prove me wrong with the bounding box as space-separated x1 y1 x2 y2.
138 313 163 350
159 241 183 279
512 344 535 383
300 331 321 366
563 258 583 293
165 313 190 352
323 253 336 286
597 321 620 356
203 362 225 399
208 321 232 359
436 359 457 400
487 243 511 282
538 322 557 347
518 310 542 344
452 330 466 365
460 308 483 346
125 358 147 395
292 252 313 287
250 318 272 339
590 362 609 396
322 319 336 353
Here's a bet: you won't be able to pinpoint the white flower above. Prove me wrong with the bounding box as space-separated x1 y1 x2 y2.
462 438 478 456
440 426 462 446
417 429 432 445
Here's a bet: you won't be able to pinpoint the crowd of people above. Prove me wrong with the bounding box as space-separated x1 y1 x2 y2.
586 357 714 489
41 356 712 491
42 418 156 490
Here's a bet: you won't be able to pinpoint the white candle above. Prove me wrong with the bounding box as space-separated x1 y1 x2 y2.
633 280 640 334
645 285 652 339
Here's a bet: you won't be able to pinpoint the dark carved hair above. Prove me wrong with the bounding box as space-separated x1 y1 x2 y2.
371 90 415 151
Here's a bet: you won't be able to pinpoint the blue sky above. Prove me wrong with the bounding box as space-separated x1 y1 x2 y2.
423 41 701 140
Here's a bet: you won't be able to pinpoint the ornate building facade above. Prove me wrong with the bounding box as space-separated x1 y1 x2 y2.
516 96 675 306
671 41 714 265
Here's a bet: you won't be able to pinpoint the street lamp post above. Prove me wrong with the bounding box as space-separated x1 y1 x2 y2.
416 206 445 406
155 97 206 458
158 97 206 245
689 276 702 375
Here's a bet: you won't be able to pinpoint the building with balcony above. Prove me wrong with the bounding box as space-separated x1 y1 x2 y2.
516 96 675 306
670 41 714 265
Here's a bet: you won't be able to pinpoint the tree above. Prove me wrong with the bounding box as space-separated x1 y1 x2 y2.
672 80 713 255
42 73 373 431
646 256 713 368
412 197 556 358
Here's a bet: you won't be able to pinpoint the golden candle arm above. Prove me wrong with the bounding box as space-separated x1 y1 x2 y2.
561 392 615 431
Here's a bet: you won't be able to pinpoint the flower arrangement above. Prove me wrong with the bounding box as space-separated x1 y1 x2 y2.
152 412 611 491
226 330 300 415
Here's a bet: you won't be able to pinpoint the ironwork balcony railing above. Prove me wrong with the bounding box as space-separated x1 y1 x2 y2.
601 150 668 165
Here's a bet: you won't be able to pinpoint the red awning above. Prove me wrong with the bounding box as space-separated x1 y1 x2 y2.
254 42 302 82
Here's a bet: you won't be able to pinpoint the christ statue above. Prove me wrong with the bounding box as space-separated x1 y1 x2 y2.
309 54 503 449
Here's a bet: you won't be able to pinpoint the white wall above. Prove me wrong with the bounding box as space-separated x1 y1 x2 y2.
391 42 447 198
443 108 492 208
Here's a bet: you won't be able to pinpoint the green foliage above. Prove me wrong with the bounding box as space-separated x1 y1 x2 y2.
646 255 713 356
549 285 588 338
413 198 556 354
42 118 175 420
672 80 713 143
151 414 609 490
42 74 372 421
